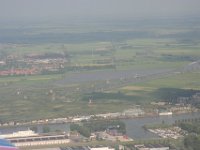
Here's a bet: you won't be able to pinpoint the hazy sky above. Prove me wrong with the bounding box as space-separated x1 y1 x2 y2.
0 0 200 22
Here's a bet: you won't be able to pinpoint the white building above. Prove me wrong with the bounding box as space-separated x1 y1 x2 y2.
134 144 169 150
89 147 115 150
123 108 144 117
159 112 172 116
14 139 70 147
30 148 60 150
0 130 38 138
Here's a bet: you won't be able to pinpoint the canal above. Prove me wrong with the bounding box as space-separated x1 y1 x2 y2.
123 112 200 139
0 112 199 139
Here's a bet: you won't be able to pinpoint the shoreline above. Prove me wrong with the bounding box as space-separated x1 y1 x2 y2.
0 110 199 129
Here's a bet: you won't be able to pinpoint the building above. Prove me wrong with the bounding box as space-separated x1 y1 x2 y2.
8 134 70 147
159 112 172 116
0 130 38 139
89 147 115 150
0 138 19 150
14 139 70 147
122 108 144 117
29 148 60 150
134 144 169 150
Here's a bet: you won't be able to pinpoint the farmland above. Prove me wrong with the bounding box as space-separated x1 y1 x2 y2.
0 18 200 122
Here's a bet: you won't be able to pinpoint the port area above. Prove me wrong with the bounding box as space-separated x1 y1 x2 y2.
147 126 187 139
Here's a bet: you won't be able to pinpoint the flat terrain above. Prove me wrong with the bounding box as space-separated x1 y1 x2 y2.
0 18 200 122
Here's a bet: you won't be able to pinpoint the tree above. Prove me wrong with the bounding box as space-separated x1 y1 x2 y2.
42 126 50 133
184 135 200 150
30 126 38 133
70 124 91 137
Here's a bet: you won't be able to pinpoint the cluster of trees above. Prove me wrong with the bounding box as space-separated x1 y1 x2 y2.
83 91 137 102
84 120 126 134
154 88 199 104
178 122 200 150
25 52 66 59
30 125 51 133
184 135 200 150
175 118 200 125
70 123 91 137
70 120 126 138
42 126 51 133
179 122 200 134
161 54 196 62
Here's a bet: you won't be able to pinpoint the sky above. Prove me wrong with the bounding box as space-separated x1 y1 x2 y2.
0 0 200 22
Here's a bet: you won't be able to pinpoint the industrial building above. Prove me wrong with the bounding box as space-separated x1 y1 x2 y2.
8 134 70 147
0 138 19 150
134 144 169 150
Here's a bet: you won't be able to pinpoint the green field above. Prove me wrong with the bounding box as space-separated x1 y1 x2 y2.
0 20 200 122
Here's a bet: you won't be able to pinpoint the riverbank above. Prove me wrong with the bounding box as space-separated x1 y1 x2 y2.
0 109 199 129
1 112 200 140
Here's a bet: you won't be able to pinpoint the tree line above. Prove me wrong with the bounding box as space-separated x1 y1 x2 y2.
70 120 126 138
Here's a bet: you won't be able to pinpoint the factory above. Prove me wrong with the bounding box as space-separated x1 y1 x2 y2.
8 134 70 147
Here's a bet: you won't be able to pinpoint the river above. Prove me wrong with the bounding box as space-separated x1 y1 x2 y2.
0 112 199 139
123 112 200 139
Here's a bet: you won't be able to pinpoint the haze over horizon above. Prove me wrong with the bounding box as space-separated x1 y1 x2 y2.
0 0 200 23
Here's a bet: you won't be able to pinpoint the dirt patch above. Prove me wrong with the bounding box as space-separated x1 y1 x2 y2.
121 86 153 91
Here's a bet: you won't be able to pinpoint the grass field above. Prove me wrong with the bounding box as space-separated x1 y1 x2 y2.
0 71 199 122
0 22 200 122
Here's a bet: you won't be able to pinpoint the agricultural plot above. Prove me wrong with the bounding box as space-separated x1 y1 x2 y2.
0 20 200 121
